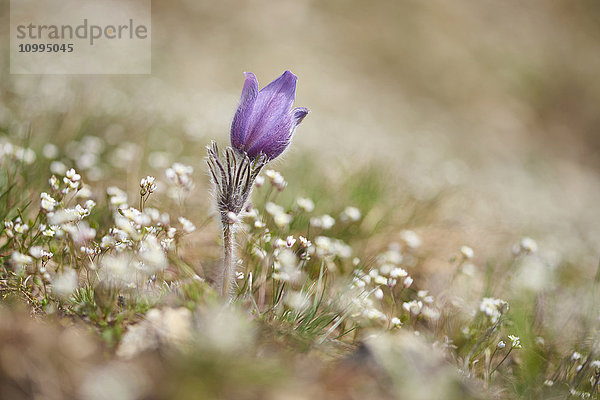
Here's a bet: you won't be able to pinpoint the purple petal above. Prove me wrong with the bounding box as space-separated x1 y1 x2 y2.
292 107 309 126
246 107 309 160
230 72 259 150
243 71 297 150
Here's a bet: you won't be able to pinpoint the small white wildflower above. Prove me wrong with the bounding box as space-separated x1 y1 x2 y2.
43 225 58 237
400 230 421 249
161 238 175 251
374 288 384 300
360 273 372 284
165 163 194 192
40 192 57 212
179 217 196 233
543 380 553 387
29 246 51 260
273 213 292 228
379 249 402 265
520 237 538 254
402 276 413 288
64 168 81 189
80 246 97 256
391 317 402 327
254 175 265 187
571 352 582 362
107 186 128 208
286 235 296 247
49 175 60 190
285 291 311 312
11 252 33 268
497 341 506 349
75 204 90 219
139 235 167 271
590 360 600 369
340 206 361 222
50 161 67 175
264 169 286 191
508 335 522 349
3 221 14 237
311 214 335 230
63 221 96 244
15 147 36 164
479 297 509 323
416 291 434 303
140 176 157 195
265 202 285 216
351 277 366 288
460 245 474 259
42 143 58 159
364 308 387 322
296 197 315 212
390 267 408 278
252 246 267 260
235 271 244 280
14 221 29 234
272 249 301 283
421 306 441 321
52 269 78 298
374 275 388 286
299 236 311 248
402 300 423 315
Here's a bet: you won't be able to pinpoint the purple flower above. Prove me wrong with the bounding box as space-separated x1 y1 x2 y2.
231 71 309 160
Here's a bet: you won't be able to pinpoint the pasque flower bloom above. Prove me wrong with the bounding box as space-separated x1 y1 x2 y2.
207 71 308 300
231 71 309 160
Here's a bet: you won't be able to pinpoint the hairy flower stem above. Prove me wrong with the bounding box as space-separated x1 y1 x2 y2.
206 141 267 300
220 222 235 299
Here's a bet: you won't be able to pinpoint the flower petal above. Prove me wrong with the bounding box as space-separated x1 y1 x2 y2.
230 72 259 150
244 71 297 150
292 107 309 126
246 107 308 160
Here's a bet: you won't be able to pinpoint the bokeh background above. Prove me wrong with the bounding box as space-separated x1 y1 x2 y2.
2 0 599 269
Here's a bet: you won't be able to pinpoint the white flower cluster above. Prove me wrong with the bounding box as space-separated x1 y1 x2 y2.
399 230 422 249
479 297 509 323
264 169 286 191
0 140 36 165
140 176 157 196
313 236 351 259
265 202 292 228
272 248 302 283
4 218 29 238
165 163 194 193
508 335 522 349
340 206 361 223
63 168 81 191
348 244 439 327
310 214 335 230
296 197 315 213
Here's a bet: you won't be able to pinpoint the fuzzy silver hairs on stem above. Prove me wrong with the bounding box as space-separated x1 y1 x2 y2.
206 142 266 298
